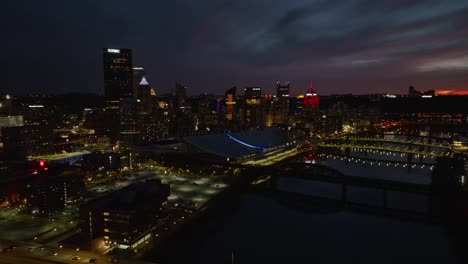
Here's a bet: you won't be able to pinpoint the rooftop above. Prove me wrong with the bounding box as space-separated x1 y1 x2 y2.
82 179 169 212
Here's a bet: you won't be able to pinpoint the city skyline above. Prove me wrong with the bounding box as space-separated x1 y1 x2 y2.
2 2 468 263
3 0 468 95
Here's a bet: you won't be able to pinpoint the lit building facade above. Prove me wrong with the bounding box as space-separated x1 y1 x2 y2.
135 77 152 114
225 86 236 121
119 98 140 147
303 82 319 108
26 175 85 215
103 48 133 108
243 87 264 127
276 81 290 98
79 179 170 249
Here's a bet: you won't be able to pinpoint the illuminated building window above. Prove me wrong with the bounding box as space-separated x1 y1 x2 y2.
104 228 110 232
103 212 110 216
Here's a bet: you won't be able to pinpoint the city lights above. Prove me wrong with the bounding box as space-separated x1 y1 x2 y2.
2 3 468 262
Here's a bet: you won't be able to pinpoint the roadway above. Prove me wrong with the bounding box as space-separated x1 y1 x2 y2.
29 151 91 162
325 137 450 149
242 147 312 166
318 143 449 157
0 240 155 264
0 163 232 263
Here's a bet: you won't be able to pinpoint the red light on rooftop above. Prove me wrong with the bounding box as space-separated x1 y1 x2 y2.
303 82 319 108
39 160 45 167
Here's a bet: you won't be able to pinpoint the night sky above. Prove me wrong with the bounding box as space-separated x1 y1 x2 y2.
3 0 468 95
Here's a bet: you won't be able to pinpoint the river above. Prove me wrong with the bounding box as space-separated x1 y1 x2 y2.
150 159 461 264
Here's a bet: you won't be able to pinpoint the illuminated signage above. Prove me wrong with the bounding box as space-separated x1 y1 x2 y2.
107 49 120 53
28 105 44 108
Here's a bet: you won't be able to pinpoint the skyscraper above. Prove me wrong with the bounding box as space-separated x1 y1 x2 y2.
244 87 262 104
303 82 319 108
275 82 290 124
119 98 140 147
132 67 146 96
103 48 133 108
244 87 263 127
276 81 290 97
225 86 237 121
136 76 152 114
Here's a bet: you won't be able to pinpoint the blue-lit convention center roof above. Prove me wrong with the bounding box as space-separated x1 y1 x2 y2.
184 128 293 160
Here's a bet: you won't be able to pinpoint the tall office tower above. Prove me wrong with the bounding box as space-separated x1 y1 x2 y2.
103 48 133 108
132 67 146 96
276 81 290 97
244 87 264 127
244 87 262 103
135 76 152 114
119 98 140 147
225 86 237 121
275 82 290 125
303 82 319 108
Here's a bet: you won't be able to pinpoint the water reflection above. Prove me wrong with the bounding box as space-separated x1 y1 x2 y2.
154 183 459 264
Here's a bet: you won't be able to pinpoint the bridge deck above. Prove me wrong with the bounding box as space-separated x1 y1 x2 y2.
318 143 449 157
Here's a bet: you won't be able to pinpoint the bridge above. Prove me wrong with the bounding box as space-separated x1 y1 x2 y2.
254 163 436 223
317 143 449 158
30 151 91 165
325 137 450 149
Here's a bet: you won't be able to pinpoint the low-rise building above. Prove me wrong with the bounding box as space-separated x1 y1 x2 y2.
79 179 170 249
26 174 85 214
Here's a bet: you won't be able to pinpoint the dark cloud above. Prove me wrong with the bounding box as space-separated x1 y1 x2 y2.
2 0 468 95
